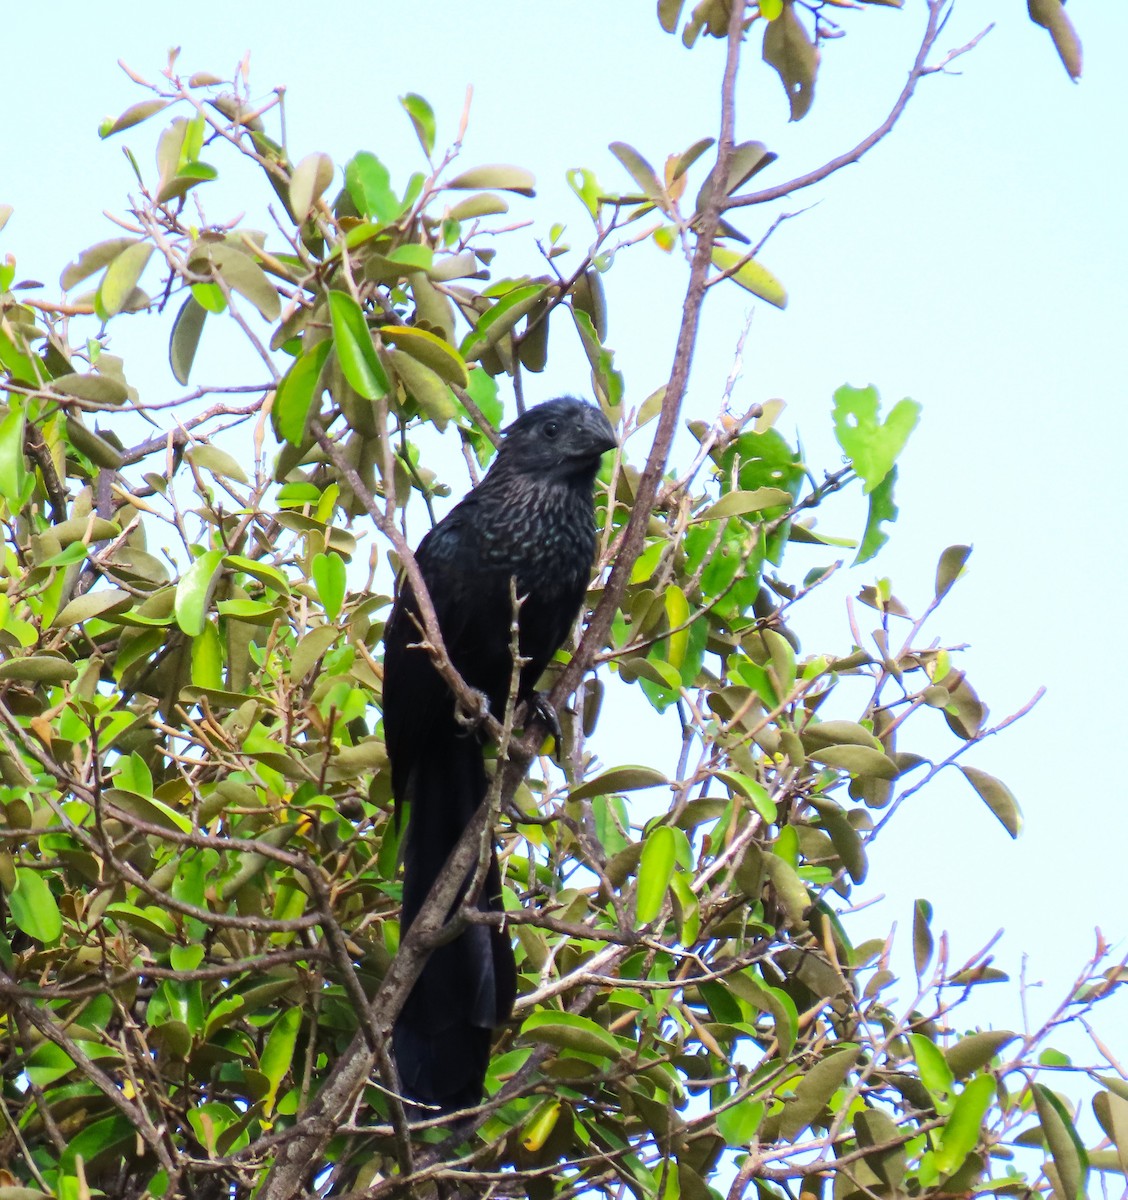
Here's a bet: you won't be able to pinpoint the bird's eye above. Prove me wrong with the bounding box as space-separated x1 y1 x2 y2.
543 420 560 439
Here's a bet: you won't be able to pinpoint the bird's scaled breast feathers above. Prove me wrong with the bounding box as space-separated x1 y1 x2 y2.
467 477 597 596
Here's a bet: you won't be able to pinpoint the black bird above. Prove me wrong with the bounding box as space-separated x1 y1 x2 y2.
382 396 616 1112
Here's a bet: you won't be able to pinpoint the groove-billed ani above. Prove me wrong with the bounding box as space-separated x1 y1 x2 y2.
382 397 616 1112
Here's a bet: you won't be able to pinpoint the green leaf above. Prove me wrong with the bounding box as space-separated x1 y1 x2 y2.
566 167 602 219
807 744 899 779
25 1042 77 1087
0 656 78 683
719 141 777 196
959 766 1023 838
936 1075 995 1174
0 326 41 385
446 164 536 196
460 283 548 361
65 415 126 470
260 1006 302 1114
170 295 208 385
175 548 226 636
832 384 921 494
762 1 818 121
97 241 153 318
711 247 787 308
664 584 690 670
715 770 777 822
191 281 227 312
609 141 665 203
945 1031 1016 1080
1093 1090 1128 1174
226 555 290 596
190 619 223 690
273 340 331 445
345 151 404 225
8 868 62 943
913 898 934 977
670 137 716 184
636 825 677 924
718 1098 765 1146
727 971 797 1057
388 348 457 430
807 796 867 883
99 98 170 138
186 442 250 485
197 244 281 321
909 1032 953 1096
60 237 141 289
60 1114 134 1173
51 588 133 628
935 544 972 601
854 465 898 565
447 192 510 221
570 765 668 802
762 853 810 928
0 403 28 507
519 1010 620 1059
52 371 130 406
289 152 335 221
669 869 700 944
311 552 346 620
800 720 882 751
778 1047 857 1139
854 1107 906 1188
400 93 436 157
1033 1083 1089 1200
697 487 792 522
290 624 339 683
328 291 389 400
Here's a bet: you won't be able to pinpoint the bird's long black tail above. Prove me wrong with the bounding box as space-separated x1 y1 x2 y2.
393 729 517 1112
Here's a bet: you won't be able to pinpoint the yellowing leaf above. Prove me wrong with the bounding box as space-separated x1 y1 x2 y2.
98 242 153 318
380 325 468 387
711 247 787 308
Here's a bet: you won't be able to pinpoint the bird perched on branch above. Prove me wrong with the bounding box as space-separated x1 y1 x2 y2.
382 396 616 1112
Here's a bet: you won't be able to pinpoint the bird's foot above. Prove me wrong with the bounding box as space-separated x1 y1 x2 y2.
454 687 492 730
520 692 563 759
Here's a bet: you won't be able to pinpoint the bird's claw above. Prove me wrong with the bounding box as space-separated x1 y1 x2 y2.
521 691 564 760
454 688 492 730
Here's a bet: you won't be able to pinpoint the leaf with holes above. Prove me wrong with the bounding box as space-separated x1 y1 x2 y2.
832 384 920 494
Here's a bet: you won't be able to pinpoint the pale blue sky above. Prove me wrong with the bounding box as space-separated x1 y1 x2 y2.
5 2 1126 1047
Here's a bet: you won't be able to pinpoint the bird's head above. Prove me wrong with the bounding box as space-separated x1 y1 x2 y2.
495 397 617 483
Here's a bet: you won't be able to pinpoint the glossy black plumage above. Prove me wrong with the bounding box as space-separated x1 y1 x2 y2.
382 397 616 1111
